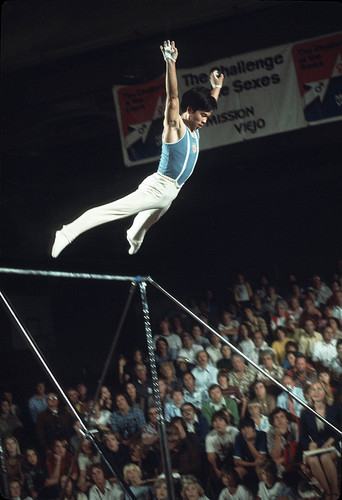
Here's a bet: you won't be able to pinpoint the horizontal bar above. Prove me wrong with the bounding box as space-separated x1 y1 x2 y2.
0 267 150 282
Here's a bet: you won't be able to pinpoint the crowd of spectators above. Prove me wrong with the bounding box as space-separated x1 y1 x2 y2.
1 270 342 500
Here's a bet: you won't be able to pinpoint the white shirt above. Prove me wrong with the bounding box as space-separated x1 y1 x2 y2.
177 344 203 363
219 485 253 500
312 339 337 367
205 425 239 460
332 305 342 322
154 333 182 352
89 480 124 500
206 345 223 366
191 364 219 391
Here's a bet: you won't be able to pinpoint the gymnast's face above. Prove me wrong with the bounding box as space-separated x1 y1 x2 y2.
188 108 212 130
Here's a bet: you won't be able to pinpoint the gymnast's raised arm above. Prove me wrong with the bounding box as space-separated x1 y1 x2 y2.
160 40 185 143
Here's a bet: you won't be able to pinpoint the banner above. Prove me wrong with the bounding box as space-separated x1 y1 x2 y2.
113 32 342 167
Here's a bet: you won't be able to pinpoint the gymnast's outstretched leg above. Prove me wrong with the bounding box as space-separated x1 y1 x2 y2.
126 202 173 255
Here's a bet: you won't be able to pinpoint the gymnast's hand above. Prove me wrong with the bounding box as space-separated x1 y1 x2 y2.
160 40 178 62
210 69 224 88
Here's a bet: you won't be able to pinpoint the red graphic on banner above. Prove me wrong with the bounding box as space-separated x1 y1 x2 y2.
292 33 342 121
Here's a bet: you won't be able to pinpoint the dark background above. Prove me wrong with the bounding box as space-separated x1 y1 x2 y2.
1 1 342 398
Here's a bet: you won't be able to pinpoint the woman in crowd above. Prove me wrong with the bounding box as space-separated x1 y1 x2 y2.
45 439 77 489
257 460 295 500
246 402 270 433
124 381 150 417
59 474 88 500
271 326 294 366
256 348 284 396
76 437 101 493
98 385 113 411
87 399 111 432
216 344 234 371
228 353 256 398
23 447 48 499
128 442 158 482
219 467 253 500
118 348 148 385
3 435 24 483
237 323 254 359
123 463 152 499
249 381 276 416
155 337 177 368
8 479 33 500
110 393 146 447
159 362 180 393
299 380 341 500
217 370 247 418
0 399 23 440
191 324 210 349
152 478 168 500
180 478 211 500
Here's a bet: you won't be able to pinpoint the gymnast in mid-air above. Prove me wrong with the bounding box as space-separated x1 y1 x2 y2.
51 40 224 258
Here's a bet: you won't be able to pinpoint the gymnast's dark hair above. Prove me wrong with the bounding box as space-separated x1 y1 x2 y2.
180 86 217 112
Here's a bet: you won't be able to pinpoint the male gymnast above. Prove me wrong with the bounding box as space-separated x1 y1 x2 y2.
51 40 224 257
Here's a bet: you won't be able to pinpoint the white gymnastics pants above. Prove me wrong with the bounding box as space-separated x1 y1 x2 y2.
62 172 181 246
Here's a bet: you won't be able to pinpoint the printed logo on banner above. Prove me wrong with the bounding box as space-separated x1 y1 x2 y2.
292 33 342 122
113 76 166 167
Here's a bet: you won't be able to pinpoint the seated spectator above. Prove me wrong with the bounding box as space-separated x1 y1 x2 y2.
1 390 22 420
191 324 210 349
246 402 270 433
77 437 101 493
292 354 317 389
283 350 297 373
219 467 253 500
171 315 188 337
8 478 33 500
271 326 294 366
28 382 47 425
110 393 146 446
153 317 182 353
256 349 284 395
216 344 234 371
201 384 239 428
23 447 48 500
87 399 111 432
327 316 342 340
299 380 341 500
243 306 268 339
191 351 219 392
217 370 247 418
237 323 254 359
276 373 307 419
251 294 268 321
282 340 298 369
129 442 158 482
174 356 193 380
257 459 295 500
296 318 323 360
228 353 255 398
98 385 113 412
166 420 202 480
0 398 23 440
4 435 24 483
249 381 276 416
287 296 303 324
298 298 322 329
156 379 171 407
141 406 159 451
36 391 76 454
177 333 203 364
248 331 271 368
89 463 123 500
263 285 282 318
155 337 177 367
133 363 154 399
66 387 87 419
233 418 267 492
125 381 151 417
205 410 239 495
59 474 88 500
311 274 332 306
180 402 209 446
266 408 299 473
181 372 206 411
76 382 90 405
330 338 342 382
118 348 147 385
206 333 223 367
164 386 185 422
270 300 293 332
45 439 77 489
123 463 152 499
311 325 337 369
152 477 168 500
101 431 130 477
233 273 253 307
217 311 239 343
332 290 342 326
317 368 336 395
159 362 180 393
180 477 211 500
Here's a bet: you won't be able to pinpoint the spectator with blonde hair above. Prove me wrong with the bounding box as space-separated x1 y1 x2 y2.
123 463 152 499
